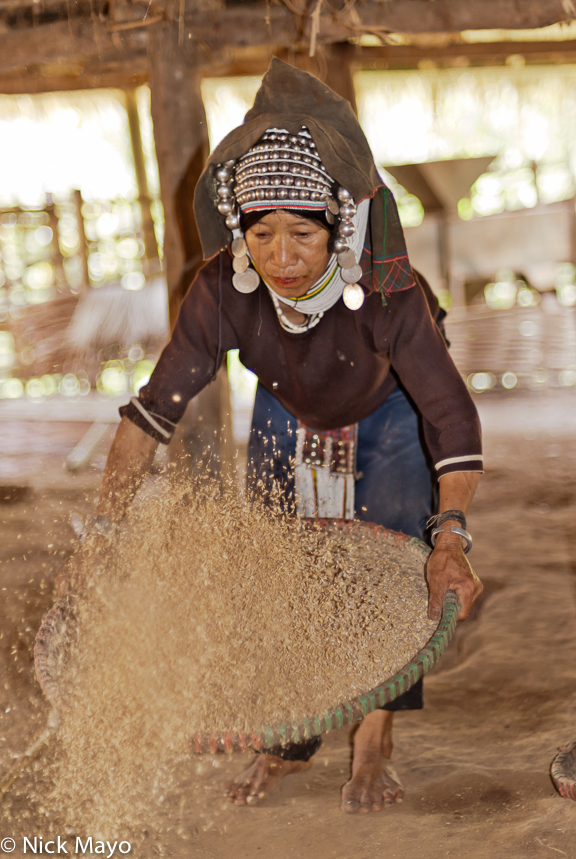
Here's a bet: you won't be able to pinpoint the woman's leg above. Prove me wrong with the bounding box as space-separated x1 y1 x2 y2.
355 385 436 540
230 384 436 806
342 385 437 812
356 384 437 714
226 383 320 807
249 383 436 717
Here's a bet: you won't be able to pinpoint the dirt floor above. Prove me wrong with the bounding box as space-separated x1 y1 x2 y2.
1 390 576 858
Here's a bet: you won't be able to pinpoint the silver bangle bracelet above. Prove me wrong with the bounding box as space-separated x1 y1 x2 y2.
431 524 473 554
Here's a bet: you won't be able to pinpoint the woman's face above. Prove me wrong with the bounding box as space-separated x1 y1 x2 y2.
245 210 331 299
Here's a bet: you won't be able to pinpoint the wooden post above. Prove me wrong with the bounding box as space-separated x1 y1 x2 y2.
148 22 208 325
148 21 233 476
324 43 358 116
45 199 65 289
73 189 90 290
124 87 158 265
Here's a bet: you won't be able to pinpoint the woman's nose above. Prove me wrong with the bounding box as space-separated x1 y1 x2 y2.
271 236 297 268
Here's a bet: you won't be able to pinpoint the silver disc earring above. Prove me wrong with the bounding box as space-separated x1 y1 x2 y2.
342 283 365 310
231 236 260 293
233 268 260 293
335 186 364 310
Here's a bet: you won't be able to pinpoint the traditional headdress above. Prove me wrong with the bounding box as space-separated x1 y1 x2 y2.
214 125 367 317
194 58 416 318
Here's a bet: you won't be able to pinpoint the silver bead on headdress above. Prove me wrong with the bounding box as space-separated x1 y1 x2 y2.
214 127 365 309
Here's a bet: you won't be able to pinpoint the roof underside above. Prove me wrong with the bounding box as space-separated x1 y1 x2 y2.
0 0 575 94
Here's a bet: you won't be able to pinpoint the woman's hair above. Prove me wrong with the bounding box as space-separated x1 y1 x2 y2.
241 208 336 251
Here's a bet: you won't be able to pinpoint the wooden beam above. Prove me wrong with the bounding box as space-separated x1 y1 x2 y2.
178 1 576 45
356 39 576 70
5 32 576 97
360 0 576 33
0 0 575 77
0 66 147 94
0 18 147 75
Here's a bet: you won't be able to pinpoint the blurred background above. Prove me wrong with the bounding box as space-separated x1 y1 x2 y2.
1 2 576 482
2 8 576 849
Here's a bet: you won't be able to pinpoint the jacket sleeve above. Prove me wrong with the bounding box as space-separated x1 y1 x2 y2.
375 280 483 478
119 253 237 444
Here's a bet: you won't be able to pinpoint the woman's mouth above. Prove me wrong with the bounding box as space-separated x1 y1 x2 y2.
271 276 302 287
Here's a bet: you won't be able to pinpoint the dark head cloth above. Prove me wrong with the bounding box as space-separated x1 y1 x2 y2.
194 57 416 298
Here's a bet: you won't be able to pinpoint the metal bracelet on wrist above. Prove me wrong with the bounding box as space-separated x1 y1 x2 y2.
80 515 117 545
427 508 467 531
430 524 473 554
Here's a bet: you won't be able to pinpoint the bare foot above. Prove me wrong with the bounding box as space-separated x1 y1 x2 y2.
341 710 404 814
225 753 312 806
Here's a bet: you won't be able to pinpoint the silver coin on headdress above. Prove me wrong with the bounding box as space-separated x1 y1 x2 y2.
232 255 249 273
342 282 365 310
231 237 247 257
341 264 363 284
337 249 356 269
233 268 260 294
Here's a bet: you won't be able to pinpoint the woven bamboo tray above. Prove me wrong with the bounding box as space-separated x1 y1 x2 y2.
35 520 460 753
551 742 576 800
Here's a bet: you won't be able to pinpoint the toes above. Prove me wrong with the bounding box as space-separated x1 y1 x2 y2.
245 789 265 806
359 789 373 814
226 774 272 806
382 787 403 805
225 780 252 805
341 798 360 814
340 784 361 814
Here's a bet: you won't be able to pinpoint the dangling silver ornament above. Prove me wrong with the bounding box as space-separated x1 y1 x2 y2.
326 209 335 225
231 237 247 257
232 255 249 273
216 166 231 183
342 282 365 310
333 238 348 254
337 187 352 202
339 204 356 219
327 197 339 215
217 200 233 216
225 213 239 230
342 264 363 284
338 222 355 238
233 268 260 293
337 249 356 269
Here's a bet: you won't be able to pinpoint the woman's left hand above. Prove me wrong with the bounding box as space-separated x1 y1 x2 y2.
425 531 483 622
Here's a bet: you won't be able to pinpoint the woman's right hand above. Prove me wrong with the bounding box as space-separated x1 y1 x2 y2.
54 417 159 600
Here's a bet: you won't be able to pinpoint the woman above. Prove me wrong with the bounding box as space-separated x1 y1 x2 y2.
60 59 483 814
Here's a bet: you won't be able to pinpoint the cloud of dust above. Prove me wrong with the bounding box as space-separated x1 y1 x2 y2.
41 475 433 835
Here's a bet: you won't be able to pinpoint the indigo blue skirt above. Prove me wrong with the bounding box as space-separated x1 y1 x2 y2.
247 383 437 759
